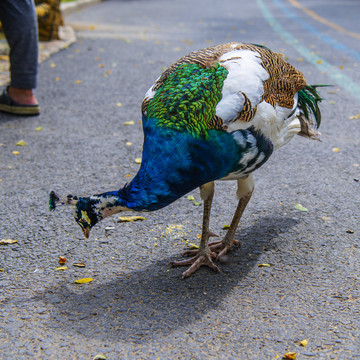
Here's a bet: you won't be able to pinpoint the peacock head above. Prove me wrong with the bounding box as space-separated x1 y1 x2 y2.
74 197 101 238
49 191 102 239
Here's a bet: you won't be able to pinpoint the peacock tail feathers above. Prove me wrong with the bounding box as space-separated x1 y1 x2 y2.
297 85 325 140
298 85 324 128
146 63 228 140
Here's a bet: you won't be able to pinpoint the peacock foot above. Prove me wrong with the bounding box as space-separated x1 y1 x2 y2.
171 252 220 278
208 238 240 259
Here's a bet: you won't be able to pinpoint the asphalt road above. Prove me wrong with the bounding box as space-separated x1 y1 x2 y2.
1 0 360 359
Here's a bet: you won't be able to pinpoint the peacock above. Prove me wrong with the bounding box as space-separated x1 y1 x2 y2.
50 42 323 278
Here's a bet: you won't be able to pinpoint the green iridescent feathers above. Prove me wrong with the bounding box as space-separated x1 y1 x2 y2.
146 63 228 139
297 85 324 128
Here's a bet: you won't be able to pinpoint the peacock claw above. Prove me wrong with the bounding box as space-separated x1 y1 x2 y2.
210 239 240 260
171 252 220 278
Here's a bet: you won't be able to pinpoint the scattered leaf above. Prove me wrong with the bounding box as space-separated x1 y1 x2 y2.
59 256 67 265
349 113 360 119
15 140 26 146
258 263 271 267
116 102 122 107
346 229 354 234
35 126 43 131
89 25 95 30
0 269 4 272
125 174 131 178
106 70 112 75
55 266 68 271
73 263 86 268
98 63 106 68
316 60 322 64
283 352 296 360
332 147 340 152
50 63 56 68
295 204 308 212
123 121 135 125
93 355 107 360
74 278 93 284
0 239 18 245
321 216 331 221
327 90 337 94
187 195 201 206
339 65 344 69
75 80 82 84
222 225 230 229
135 158 142 164
188 242 199 249
125 142 132 146
297 58 304 62
118 216 147 222
12 151 20 155
329 100 335 104
55 77 60 81
300 339 308 347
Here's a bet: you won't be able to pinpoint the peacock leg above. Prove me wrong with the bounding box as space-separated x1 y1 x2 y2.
171 182 220 278
209 175 254 259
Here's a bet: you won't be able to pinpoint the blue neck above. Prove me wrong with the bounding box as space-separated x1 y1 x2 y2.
99 117 237 211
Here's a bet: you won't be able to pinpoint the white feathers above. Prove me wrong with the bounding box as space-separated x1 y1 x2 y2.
216 49 269 124
249 101 301 149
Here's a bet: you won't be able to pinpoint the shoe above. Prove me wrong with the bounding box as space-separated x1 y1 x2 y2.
0 87 40 115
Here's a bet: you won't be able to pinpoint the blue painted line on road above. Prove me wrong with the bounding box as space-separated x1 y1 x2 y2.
272 0 360 63
256 0 360 101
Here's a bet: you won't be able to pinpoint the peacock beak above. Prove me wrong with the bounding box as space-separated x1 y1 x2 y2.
82 227 90 239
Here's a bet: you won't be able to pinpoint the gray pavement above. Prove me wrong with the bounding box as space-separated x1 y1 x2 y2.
1 0 360 359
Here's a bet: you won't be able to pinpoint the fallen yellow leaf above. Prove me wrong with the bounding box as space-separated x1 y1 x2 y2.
188 242 199 249
0 239 18 245
74 278 93 284
73 263 86 268
50 63 56 68
283 352 296 360
15 140 26 146
12 151 20 155
93 354 107 360
98 63 105 68
332 147 340 152
135 158 142 164
0 269 4 272
55 266 68 271
123 121 135 125
75 80 82 84
257 263 271 267
125 142 132 146
116 102 122 107
55 77 60 82
300 339 308 347
222 225 230 229
317 60 322 64
35 126 43 131
59 256 67 265
118 216 147 222
349 113 360 119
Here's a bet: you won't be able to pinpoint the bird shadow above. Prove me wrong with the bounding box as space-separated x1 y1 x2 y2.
37 215 297 343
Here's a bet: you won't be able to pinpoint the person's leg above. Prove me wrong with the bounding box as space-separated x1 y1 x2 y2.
0 0 39 105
